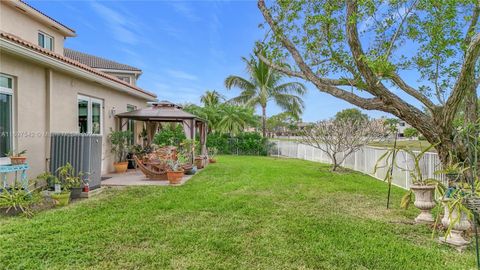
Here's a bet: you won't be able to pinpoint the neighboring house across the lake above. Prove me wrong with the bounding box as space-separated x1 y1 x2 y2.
0 0 157 176
396 120 413 138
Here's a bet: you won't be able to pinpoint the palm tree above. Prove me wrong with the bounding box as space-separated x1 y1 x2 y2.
200 90 225 107
217 104 257 135
183 101 258 135
225 54 306 137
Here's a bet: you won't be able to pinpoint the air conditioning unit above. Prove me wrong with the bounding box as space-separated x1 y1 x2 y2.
50 133 102 189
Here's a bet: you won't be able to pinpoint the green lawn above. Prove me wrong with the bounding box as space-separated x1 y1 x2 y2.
0 156 475 269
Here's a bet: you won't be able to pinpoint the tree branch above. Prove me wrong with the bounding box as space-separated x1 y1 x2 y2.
465 0 480 46
256 52 365 89
257 0 388 111
384 0 419 61
389 73 436 110
258 0 437 140
444 33 480 126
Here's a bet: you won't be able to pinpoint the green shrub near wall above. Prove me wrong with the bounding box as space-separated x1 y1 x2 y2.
152 129 271 156
207 132 272 156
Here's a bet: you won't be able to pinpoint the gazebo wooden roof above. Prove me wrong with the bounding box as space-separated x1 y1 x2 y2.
115 100 205 122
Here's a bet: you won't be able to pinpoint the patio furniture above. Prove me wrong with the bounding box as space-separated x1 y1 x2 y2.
133 155 167 180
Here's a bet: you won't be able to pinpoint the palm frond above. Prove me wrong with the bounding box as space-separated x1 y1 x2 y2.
274 82 307 96
224 76 256 91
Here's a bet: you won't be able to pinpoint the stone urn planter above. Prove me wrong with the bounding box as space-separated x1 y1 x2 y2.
439 199 471 251
410 184 436 224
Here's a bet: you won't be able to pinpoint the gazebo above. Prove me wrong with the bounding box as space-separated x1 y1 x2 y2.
115 101 208 160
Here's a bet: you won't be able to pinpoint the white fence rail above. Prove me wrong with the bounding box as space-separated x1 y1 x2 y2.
270 140 446 190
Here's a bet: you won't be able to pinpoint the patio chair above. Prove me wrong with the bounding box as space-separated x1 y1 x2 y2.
133 155 167 180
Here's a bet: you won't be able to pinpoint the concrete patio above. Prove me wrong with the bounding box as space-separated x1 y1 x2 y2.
101 170 194 186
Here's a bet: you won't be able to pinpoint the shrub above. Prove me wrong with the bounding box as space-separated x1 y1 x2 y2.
403 127 419 138
153 125 186 147
207 132 272 156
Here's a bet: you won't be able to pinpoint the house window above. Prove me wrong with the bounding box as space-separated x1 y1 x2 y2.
117 76 131 84
38 32 54 51
0 75 13 159
78 95 103 134
127 105 136 144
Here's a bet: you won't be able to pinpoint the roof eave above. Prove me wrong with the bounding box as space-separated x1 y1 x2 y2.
5 1 76 37
0 38 156 101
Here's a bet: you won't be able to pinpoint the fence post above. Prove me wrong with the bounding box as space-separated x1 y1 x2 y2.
405 151 410 189
364 148 367 173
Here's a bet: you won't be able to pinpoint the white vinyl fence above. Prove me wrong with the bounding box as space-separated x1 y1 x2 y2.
269 140 446 190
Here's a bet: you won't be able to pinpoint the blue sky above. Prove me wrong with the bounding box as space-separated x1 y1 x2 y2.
30 0 390 122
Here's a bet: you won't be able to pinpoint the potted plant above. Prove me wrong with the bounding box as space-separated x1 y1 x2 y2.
438 187 472 250
166 159 184 184
194 156 204 169
208 147 218 163
398 145 440 224
179 139 196 174
41 163 83 206
0 185 40 217
57 163 83 199
108 129 133 173
6 150 27 165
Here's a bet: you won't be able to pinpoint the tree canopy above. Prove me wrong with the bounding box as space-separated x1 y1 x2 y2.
257 0 480 165
334 108 368 123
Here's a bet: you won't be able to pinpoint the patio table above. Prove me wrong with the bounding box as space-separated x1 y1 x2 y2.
0 163 30 191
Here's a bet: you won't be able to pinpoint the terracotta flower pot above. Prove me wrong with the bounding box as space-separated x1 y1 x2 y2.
167 171 184 184
410 184 436 224
209 158 217 163
10 156 27 165
113 162 128 173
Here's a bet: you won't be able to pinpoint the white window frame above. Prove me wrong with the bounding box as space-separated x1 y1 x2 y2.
126 104 136 144
38 31 54 51
78 95 103 135
0 74 14 163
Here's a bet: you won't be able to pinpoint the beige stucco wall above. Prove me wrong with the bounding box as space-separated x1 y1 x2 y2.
0 3 65 54
0 52 150 179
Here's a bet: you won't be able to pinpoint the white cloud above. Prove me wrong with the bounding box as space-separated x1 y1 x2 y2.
168 1 201 22
165 69 198 81
90 2 139 45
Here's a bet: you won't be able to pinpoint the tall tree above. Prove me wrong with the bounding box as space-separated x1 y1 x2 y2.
257 0 480 167
184 101 258 135
225 53 307 137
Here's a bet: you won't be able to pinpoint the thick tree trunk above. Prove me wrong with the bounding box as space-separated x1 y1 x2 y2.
262 106 267 138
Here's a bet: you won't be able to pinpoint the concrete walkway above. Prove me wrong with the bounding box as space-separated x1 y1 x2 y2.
101 170 194 186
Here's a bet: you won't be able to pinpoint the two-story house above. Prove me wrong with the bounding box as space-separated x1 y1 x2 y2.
0 0 157 176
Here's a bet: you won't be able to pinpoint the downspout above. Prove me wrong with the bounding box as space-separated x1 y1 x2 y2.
45 68 52 172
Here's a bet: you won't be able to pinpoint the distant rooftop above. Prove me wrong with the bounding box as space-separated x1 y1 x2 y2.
64 48 142 72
